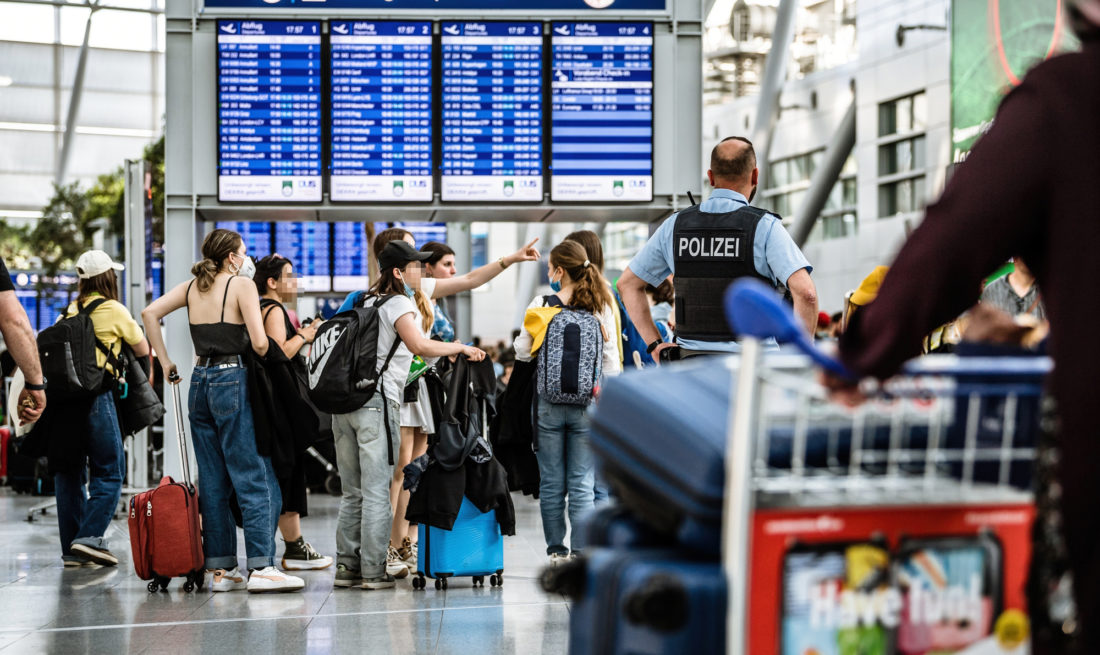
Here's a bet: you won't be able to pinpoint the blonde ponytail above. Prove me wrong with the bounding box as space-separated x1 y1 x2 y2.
550 241 614 315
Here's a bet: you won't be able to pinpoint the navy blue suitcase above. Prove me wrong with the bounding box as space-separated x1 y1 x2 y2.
565 548 726 655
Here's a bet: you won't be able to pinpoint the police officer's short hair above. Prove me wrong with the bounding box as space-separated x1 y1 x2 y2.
711 136 756 181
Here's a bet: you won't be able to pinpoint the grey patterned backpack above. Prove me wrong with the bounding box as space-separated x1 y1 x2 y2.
536 295 603 406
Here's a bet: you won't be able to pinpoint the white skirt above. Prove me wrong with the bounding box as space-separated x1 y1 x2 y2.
399 376 435 433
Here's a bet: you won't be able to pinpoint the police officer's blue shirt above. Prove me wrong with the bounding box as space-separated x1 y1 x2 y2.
627 188 812 353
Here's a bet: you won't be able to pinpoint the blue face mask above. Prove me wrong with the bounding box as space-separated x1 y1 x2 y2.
404 283 415 298
549 276 562 293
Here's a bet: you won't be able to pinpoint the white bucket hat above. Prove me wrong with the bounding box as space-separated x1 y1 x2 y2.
75 250 125 279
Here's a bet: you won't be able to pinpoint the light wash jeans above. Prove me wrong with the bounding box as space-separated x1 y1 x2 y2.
189 364 281 571
535 400 596 556
55 390 125 560
332 394 401 579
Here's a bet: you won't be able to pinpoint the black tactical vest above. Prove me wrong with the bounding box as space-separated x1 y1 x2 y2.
672 204 774 342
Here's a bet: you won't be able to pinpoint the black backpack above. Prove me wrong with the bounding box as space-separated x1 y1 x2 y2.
37 298 122 398
306 294 400 415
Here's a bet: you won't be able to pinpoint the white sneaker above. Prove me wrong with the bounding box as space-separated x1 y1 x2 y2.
208 567 247 592
549 553 571 567
247 566 305 593
386 546 410 579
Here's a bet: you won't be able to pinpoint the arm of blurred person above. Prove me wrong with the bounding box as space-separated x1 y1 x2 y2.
838 80 1051 380
395 313 485 361
235 279 269 357
264 303 317 358
0 290 46 423
619 266 674 361
142 281 190 383
787 268 819 337
621 216 678 363
430 238 541 299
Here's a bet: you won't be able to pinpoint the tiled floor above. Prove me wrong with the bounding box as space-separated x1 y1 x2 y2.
0 490 570 654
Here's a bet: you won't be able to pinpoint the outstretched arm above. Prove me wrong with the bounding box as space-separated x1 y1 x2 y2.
431 238 541 298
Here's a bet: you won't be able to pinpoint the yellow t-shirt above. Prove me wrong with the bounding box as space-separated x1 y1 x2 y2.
63 293 145 373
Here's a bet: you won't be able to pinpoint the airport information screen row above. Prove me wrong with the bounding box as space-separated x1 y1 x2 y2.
216 221 447 292
217 20 653 203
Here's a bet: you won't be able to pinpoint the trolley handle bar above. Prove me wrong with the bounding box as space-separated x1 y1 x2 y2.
724 279 1052 380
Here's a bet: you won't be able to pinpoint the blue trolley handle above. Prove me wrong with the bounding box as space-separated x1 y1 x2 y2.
723 279 857 381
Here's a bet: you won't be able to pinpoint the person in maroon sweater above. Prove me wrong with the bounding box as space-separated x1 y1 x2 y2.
836 4 1100 652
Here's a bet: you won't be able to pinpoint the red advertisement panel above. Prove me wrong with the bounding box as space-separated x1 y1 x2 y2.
749 503 1034 655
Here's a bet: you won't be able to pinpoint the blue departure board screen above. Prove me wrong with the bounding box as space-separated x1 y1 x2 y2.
216 221 274 257
217 20 322 202
274 222 332 291
330 21 434 202
441 22 543 201
551 22 653 201
333 222 371 292
374 222 448 247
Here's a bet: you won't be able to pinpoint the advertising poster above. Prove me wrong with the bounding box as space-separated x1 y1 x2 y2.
951 0 1076 162
751 504 1034 654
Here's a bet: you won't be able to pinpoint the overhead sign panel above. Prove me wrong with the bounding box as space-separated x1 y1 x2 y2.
330 21 434 202
440 21 543 202
217 20 322 202
333 222 371 291
551 21 653 201
204 0 665 10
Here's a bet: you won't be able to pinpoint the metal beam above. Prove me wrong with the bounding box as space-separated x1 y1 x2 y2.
55 0 99 187
790 98 857 247
448 222 473 343
123 159 150 489
4 0 163 15
749 0 798 189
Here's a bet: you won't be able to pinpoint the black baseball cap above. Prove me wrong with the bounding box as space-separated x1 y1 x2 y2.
379 240 432 271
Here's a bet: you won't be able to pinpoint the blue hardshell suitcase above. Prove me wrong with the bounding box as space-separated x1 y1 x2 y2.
413 496 504 590
589 361 732 555
566 548 726 655
590 358 1040 556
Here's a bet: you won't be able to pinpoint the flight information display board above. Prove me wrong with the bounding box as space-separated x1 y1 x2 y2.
550 22 653 201
333 222 371 291
441 21 543 201
330 20 434 202
217 20 322 202
274 222 332 291
216 221 274 256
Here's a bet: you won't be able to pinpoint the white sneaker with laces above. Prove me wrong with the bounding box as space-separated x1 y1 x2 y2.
386 546 410 579
247 566 305 593
208 567 247 592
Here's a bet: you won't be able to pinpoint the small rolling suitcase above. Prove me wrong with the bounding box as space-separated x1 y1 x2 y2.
128 377 204 592
564 547 726 655
412 496 504 590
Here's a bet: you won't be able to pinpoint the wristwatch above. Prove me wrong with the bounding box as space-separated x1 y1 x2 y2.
24 378 47 391
645 339 663 354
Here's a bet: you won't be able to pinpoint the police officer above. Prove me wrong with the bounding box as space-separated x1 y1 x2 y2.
619 136 818 360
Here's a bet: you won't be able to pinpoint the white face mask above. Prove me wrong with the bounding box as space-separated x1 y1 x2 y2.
235 254 256 280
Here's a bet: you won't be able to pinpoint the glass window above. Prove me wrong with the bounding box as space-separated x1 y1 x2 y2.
879 177 926 217
878 102 896 137
842 178 857 206
879 137 926 176
913 93 928 131
769 160 789 188
0 2 54 44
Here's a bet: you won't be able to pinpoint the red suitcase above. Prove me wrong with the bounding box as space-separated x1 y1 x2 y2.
0 426 10 479
129 379 205 592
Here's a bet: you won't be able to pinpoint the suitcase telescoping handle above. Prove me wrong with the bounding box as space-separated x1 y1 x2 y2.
168 371 193 486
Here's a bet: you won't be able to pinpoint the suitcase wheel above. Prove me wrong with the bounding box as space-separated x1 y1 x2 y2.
324 473 341 496
147 581 160 593
412 575 426 590
183 580 195 593
472 575 484 587
490 574 502 587
434 577 448 590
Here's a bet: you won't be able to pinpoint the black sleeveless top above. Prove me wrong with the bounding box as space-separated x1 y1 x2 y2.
187 277 251 357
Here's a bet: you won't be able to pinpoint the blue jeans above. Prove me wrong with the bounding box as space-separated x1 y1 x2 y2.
332 394 401 579
189 364 281 570
535 401 596 556
55 391 124 558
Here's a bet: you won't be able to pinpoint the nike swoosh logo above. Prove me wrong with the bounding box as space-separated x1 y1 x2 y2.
308 325 344 389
